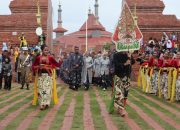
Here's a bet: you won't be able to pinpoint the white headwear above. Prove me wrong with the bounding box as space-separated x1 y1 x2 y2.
22 46 28 51
2 42 8 51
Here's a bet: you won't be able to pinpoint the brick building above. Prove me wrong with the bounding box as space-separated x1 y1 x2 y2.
126 0 180 44
0 0 53 50
53 0 112 53
53 0 180 54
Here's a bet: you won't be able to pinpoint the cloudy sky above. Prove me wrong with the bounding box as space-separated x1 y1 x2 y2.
0 0 180 34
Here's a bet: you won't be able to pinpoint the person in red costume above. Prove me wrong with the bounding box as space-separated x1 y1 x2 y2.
148 53 155 67
32 44 62 110
157 53 164 68
140 54 149 66
173 52 180 101
161 52 172 99
171 53 179 68
150 52 159 94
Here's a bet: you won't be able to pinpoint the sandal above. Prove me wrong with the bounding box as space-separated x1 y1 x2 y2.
40 105 45 110
45 105 49 110
118 108 126 117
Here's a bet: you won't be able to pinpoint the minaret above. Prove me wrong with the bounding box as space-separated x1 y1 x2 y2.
58 0 62 27
53 0 67 38
88 7 92 16
94 0 99 21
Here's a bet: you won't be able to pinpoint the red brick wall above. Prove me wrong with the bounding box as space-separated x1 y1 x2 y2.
0 0 52 50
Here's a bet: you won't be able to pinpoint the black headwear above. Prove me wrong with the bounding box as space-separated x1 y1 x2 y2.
41 44 47 51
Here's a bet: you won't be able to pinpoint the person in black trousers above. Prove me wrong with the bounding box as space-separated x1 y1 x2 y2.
2 50 12 90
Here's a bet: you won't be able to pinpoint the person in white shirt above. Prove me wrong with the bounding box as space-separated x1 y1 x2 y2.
166 40 172 51
82 52 94 90
93 53 101 86
100 53 110 91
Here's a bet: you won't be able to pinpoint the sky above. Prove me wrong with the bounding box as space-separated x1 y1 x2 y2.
0 0 180 34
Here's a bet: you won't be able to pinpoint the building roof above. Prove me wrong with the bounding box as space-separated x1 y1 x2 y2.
67 30 112 38
126 0 165 9
79 14 105 31
9 0 48 13
126 0 165 14
53 27 67 33
53 13 112 52
137 13 180 28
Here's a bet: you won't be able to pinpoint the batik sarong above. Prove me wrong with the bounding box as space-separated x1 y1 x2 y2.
151 70 158 95
21 66 32 85
176 75 180 101
114 75 130 110
38 73 53 106
160 72 168 99
69 70 81 87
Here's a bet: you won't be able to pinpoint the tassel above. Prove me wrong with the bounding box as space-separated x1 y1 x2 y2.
142 67 146 92
158 68 162 98
141 67 144 91
52 69 58 105
167 68 172 99
170 68 177 102
138 67 141 87
32 74 38 105
148 68 153 93
145 68 149 93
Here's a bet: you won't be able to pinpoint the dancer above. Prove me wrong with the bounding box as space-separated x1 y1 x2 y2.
109 51 135 117
32 44 62 110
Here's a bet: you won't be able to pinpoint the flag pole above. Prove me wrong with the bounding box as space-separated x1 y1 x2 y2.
85 0 90 52
86 16 88 52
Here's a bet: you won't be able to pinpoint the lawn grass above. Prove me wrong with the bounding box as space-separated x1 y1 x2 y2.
3 83 48 130
132 87 180 111
4 100 36 130
89 87 107 130
49 89 74 130
0 91 31 109
0 89 28 101
97 87 130 130
125 104 153 130
131 88 180 122
0 95 33 123
0 89 19 97
27 86 65 130
1 83 179 130
0 92 32 120
128 95 176 130
71 89 84 130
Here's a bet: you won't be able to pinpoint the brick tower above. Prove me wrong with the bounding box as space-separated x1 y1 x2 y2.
0 0 53 49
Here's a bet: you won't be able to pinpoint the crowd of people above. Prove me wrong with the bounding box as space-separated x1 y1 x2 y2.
0 41 133 116
60 46 134 116
137 32 180 102
60 46 115 91
0 31 179 116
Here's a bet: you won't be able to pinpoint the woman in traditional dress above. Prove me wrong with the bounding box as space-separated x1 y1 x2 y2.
150 52 159 95
172 52 180 101
32 44 62 110
160 52 172 99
